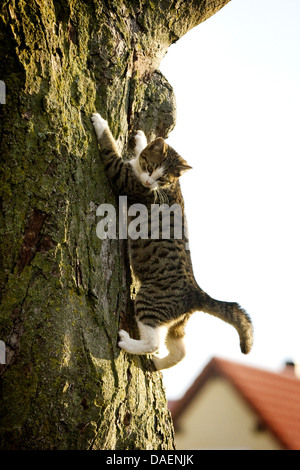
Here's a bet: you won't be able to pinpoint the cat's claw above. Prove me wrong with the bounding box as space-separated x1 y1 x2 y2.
91 112 107 139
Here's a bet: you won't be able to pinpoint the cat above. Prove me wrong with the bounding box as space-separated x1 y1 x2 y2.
91 112 253 370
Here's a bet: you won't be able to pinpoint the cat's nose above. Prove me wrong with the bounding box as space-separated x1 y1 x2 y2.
145 179 152 187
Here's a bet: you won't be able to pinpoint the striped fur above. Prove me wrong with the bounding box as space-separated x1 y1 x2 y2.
92 113 253 369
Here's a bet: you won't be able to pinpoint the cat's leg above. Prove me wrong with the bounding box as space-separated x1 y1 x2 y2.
118 321 164 355
91 111 132 195
134 130 148 157
152 320 187 370
91 111 120 159
152 335 186 370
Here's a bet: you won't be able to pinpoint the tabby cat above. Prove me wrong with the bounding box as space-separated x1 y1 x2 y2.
91 112 253 370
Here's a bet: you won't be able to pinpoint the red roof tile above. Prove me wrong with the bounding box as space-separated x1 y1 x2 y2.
169 357 300 450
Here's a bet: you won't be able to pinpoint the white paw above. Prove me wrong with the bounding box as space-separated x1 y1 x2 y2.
118 329 130 342
134 130 147 156
118 329 131 351
91 112 107 139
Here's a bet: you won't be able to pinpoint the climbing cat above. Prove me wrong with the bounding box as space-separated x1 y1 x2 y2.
91 112 253 370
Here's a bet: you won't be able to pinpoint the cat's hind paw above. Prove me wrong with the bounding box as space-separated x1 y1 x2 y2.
134 130 147 156
118 329 131 351
91 112 107 139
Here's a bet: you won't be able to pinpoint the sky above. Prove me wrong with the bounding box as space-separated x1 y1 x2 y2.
159 0 300 400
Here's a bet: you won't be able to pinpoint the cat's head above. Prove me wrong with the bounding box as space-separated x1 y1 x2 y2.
135 138 192 190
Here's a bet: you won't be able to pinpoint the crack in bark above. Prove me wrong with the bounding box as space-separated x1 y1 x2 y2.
16 209 47 275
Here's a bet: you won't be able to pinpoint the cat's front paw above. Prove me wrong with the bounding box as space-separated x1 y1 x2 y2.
91 112 107 139
134 130 147 156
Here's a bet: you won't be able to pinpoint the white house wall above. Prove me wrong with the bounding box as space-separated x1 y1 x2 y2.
174 377 282 450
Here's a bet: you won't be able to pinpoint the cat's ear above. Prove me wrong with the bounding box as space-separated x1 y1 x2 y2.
176 158 192 176
149 137 168 155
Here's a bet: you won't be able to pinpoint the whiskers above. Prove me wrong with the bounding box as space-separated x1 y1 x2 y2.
153 187 169 205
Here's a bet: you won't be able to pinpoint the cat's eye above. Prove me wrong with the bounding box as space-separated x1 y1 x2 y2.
146 164 153 174
157 176 168 185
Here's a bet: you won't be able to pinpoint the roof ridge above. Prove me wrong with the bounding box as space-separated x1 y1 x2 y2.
213 356 300 382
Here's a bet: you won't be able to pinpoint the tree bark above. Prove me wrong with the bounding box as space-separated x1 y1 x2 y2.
0 0 230 450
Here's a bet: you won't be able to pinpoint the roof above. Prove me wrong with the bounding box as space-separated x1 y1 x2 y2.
169 357 300 450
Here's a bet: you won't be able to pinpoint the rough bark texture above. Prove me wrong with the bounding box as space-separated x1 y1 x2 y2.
0 0 230 450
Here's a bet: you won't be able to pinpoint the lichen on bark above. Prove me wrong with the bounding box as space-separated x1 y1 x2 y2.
0 0 231 450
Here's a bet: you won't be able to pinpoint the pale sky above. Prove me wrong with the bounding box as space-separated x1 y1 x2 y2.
160 0 300 399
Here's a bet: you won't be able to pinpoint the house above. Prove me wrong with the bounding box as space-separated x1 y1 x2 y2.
168 357 300 450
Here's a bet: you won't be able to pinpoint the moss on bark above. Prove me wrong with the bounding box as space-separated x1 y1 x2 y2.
0 0 230 450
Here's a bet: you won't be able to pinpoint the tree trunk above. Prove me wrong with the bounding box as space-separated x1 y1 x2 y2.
0 0 230 450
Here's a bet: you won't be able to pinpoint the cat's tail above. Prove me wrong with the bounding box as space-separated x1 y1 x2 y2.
197 290 253 354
